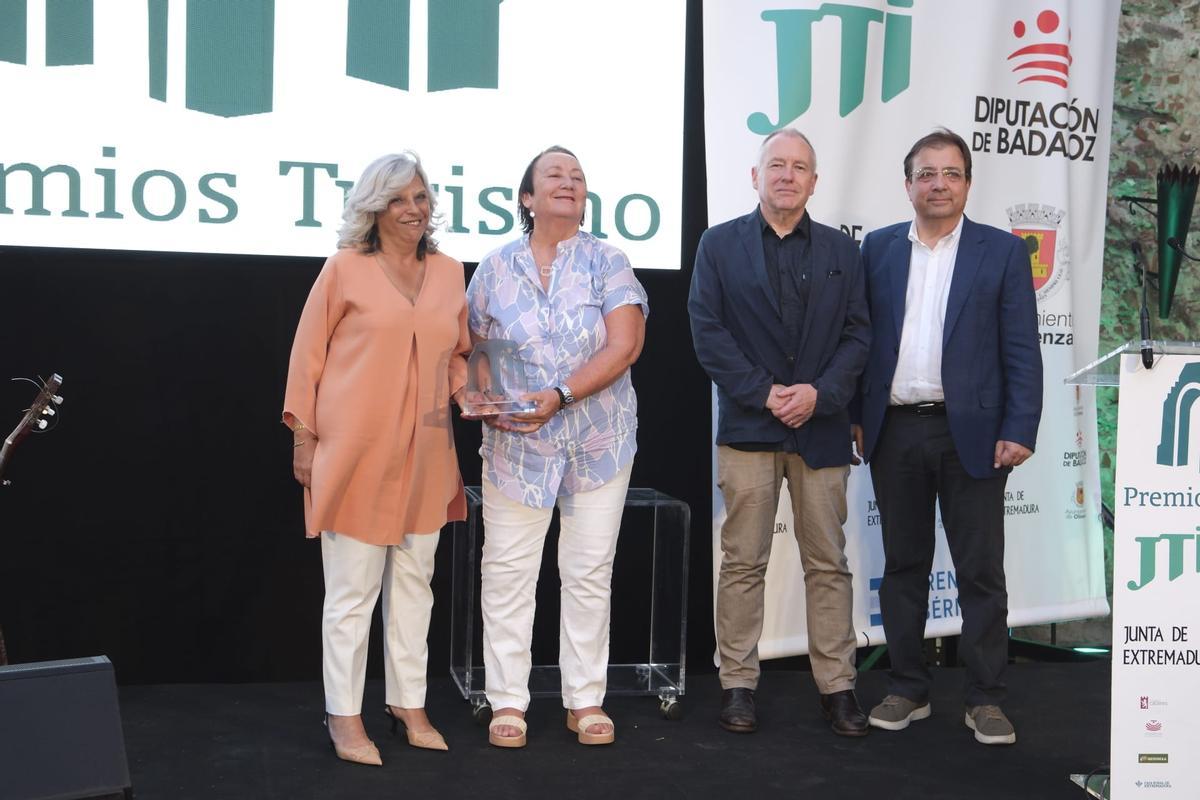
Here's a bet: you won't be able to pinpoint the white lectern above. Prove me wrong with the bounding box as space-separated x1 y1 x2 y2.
1066 340 1200 800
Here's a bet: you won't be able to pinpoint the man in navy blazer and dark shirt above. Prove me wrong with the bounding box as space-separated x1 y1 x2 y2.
851 128 1042 745
689 129 870 737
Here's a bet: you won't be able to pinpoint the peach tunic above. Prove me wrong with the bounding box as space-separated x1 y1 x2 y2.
283 248 469 544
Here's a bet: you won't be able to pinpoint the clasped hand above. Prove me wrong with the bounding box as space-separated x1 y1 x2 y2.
766 383 816 429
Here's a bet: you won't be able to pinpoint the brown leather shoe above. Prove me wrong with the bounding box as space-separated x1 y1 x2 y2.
719 688 757 733
820 690 869 737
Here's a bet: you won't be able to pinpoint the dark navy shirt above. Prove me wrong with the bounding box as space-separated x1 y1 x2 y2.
760 207 813 352
728 209 814 454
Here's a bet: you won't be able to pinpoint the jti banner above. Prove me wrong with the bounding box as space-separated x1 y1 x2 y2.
1112 353 1200 798
702 0 1115 658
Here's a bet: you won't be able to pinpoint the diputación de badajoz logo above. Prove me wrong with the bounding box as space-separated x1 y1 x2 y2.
971 4 1100 161
747 0 913 132
1007 8 1071 88
0 0 505 117
1007 202 1074 350
1007 202 1069 305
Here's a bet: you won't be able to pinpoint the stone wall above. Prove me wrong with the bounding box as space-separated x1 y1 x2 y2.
1018 1 1198 647
1100 0 1200 586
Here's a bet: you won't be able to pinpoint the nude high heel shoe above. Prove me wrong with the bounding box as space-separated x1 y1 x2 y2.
384 707 448 751
324 715 383 766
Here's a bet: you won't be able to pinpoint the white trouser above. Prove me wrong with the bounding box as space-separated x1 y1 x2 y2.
480 462 632 712
320 530 440 716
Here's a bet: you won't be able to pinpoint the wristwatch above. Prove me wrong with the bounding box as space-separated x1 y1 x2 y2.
554 384 576 410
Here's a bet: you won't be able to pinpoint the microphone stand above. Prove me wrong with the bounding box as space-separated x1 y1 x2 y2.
1132 241 1154 369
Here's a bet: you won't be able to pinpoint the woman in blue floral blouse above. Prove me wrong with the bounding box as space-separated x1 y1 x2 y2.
466 146 649 748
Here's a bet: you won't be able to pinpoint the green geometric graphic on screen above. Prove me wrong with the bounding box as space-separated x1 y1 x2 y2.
2 0 96 66
346 0 503 93
184 0 274 117
1156 362 1200 468
45 0 93 65
346 0 411 91
747 0 912 133
428 0 503 91
0 0 28 64
147 0 167 101
11 1 507 115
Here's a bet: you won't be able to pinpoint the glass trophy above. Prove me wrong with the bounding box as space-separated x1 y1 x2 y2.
460 339 538 417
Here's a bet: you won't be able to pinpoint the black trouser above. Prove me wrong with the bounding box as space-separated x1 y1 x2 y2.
869 408 1009 707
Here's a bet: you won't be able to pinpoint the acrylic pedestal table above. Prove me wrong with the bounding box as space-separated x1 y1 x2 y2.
449 486 690 721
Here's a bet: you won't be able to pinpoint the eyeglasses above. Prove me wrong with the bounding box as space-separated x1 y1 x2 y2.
910 167 966 183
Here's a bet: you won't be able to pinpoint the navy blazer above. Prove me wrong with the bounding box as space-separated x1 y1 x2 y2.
688 209 870 469
855 216 1043 479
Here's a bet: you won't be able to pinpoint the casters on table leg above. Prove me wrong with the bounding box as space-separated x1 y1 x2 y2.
660 697 682 720
472 700 493 726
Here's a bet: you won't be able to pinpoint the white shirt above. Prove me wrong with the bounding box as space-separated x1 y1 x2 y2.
889 215 964 405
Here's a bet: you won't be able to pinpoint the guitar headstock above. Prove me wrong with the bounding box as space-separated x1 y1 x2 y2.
0 373 64 484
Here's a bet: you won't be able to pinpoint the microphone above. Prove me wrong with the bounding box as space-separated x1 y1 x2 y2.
1166 236 1200 262
1132 241 1154 369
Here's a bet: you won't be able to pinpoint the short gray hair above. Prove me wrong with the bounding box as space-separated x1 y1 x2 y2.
757 128 817 173
337 152 440 255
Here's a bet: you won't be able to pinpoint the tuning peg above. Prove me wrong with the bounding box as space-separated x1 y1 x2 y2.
43 407 56 417
52 395 64 405
35 419 48 430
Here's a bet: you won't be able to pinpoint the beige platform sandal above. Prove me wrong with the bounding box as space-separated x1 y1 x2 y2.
566 710 615 745
488 714 528 748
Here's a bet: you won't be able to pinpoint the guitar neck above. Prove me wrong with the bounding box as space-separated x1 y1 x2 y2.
0 438 14 483
0 417 30 482
0 373 63 484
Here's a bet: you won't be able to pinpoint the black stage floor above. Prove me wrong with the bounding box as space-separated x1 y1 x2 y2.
118 661 1110 800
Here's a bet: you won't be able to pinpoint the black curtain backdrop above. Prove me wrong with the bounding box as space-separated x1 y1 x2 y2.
0 2 712 684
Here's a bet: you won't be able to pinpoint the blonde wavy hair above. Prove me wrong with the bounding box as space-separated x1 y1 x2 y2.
337 152 440 256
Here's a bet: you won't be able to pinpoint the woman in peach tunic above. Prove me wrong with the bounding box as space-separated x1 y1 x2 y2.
283 152 468 766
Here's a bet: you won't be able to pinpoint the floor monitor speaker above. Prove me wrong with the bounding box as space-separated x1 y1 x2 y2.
0 656 132 800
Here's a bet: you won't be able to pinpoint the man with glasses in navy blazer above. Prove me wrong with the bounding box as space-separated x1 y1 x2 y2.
852 128 1042 746
689 129 871 737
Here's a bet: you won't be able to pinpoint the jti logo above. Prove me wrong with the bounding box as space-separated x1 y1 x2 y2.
1156 362 1200 469
748 0 913 132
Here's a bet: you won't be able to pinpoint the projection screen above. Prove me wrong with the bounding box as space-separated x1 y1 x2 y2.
0 0 686 267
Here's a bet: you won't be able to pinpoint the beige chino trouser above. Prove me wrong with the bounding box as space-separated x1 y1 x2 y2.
320 530 440 716
715 446 857 694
